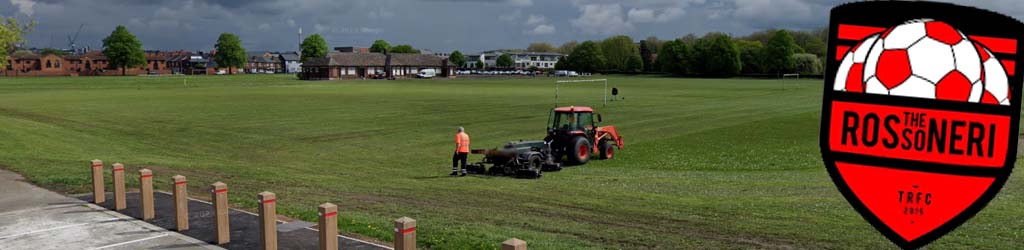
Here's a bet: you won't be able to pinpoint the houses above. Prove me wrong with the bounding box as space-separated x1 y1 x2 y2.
299 52 454 80
2 50 298 77
1 50 179 76
280 52 301 73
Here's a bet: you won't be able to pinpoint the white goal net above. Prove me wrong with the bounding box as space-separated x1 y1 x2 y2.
555 79 608 107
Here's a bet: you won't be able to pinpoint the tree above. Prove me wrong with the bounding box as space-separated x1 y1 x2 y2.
655 39 690 74
1 17 33 69
102 25 146 76
390 44 419 53
644 36 663 54
639 40 654 72
214 33 246 74
370 39 390 53
790 30 826 59
763 30 799 74
691 33 741 77
566 41 605 73
626 54 643 73
793 53 823 75
527 42 557 53
735 40 764 74
39 48 67 56
554 56 568 70
475 58 485 69
300 34 328 62
601 35 637 72
449 50 466 68
495 54 514 68
558 40 578 54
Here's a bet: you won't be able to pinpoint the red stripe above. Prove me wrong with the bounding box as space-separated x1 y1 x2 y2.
174 181 187 185
141 174 152 178
214 188 228 194
400 227 415 234
970 35 1017 54
113 168 124 172
1002 59 1016 76
837 24 885 41
324 211 337 218
835 45 851 61
262 199 276 204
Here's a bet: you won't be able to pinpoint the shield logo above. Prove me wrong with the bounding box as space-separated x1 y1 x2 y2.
821 1 1023 249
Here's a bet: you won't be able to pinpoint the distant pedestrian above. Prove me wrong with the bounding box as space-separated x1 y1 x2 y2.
452 127 470 176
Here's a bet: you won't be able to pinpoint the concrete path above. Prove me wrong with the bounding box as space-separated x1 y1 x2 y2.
0 169 221 250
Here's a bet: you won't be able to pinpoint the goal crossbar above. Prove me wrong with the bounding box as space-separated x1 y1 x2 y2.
555 79 608 107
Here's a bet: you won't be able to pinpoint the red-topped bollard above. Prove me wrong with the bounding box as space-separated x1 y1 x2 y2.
139 169 154 220
112 163 126 210
394 217 416 250
172 175 188 231
90 160 104 204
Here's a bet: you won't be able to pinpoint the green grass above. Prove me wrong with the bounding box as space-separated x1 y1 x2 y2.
0 74 1021 249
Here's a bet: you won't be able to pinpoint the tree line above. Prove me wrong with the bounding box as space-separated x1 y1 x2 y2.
539 28 827 77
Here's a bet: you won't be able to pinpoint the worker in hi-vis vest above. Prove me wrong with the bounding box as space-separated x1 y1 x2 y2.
452 127 470 176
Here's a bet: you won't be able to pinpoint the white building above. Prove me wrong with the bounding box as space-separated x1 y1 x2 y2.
464 50 562 69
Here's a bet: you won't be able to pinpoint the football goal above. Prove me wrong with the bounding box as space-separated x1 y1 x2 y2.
555 79 608 107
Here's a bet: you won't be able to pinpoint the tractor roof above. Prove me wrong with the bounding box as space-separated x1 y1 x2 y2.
553 106 593 113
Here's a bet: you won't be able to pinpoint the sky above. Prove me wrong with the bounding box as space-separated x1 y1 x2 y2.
2 0 1023 53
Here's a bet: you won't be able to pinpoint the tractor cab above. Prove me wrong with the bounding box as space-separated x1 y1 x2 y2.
545 106 622 165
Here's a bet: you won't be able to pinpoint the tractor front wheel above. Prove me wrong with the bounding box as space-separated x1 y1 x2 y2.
567 136 590 165
599 141 615 160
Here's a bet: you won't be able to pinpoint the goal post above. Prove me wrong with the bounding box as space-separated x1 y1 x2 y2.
555 79 608 107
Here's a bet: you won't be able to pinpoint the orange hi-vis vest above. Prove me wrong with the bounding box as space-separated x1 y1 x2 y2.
456 132 470 153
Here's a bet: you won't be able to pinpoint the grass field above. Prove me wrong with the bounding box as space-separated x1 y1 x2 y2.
0 75 1021 249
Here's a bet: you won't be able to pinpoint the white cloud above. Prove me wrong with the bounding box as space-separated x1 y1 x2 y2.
525 15 546 26
627 7 684 23
10 0 35 16
571 3 633 35
258 23 271 30
525 24 555 35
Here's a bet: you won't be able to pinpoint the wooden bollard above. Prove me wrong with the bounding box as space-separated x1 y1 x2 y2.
90 160 104 204
112 163 126 210
172 175 188 231
211 182 230 244
502 238 527 250
258 192 278 250
318 203 338 250
393 217 416 250
139 169 154 220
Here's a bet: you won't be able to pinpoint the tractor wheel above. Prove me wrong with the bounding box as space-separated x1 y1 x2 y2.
566 136 590 165
528 155 543 178
599 141 615 160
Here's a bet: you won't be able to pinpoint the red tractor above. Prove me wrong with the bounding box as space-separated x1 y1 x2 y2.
544 106 624 165
465 106 623 178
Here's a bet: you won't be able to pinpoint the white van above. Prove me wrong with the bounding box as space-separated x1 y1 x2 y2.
417 69 436 78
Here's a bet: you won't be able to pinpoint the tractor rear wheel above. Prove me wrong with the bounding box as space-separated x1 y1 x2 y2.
527 155 543 178
567 136 590 165
599 141 615 160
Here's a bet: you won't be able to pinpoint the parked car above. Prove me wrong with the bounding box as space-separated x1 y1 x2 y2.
568 71 580 77
554 70 569 77
417 69 436 78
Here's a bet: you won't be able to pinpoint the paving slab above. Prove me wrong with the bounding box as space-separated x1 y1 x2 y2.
0 169 221 250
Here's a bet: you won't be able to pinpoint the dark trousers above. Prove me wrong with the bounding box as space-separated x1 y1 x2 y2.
452 152 468 173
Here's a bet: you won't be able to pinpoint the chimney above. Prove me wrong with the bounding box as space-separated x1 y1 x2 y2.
384 48 392 78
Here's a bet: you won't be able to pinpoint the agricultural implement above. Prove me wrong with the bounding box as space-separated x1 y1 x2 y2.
466 106 624 178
